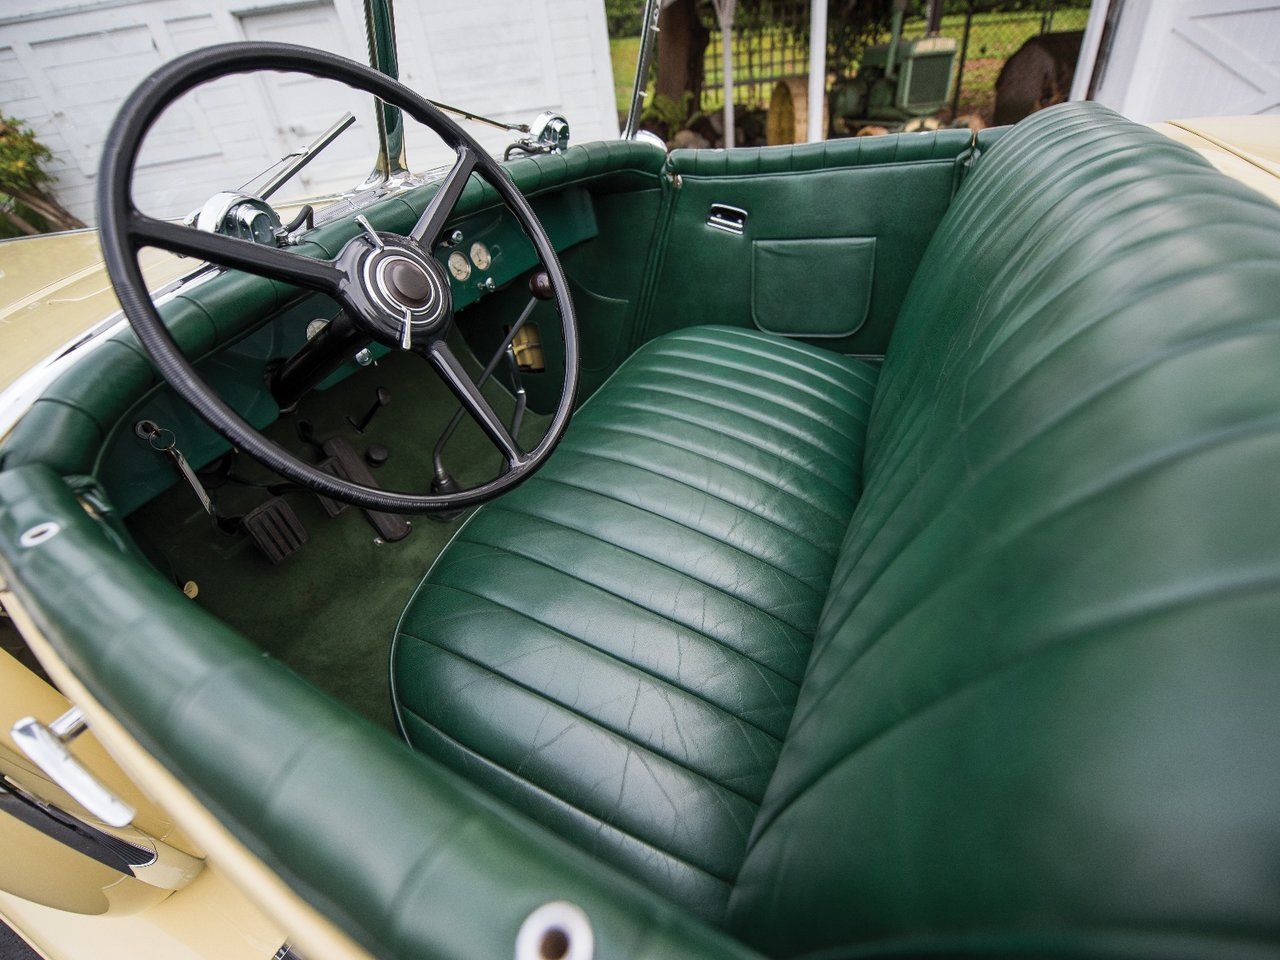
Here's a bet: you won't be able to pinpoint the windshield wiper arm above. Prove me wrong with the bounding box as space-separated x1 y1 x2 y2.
426 99 529 135
241 112 357 201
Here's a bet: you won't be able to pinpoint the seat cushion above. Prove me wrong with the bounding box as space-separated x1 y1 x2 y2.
392 325 877 922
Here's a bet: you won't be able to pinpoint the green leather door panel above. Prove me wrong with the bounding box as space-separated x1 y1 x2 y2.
644 129 973 356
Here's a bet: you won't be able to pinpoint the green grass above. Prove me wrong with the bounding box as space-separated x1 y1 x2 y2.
609 7 1092 118
611 34 643 116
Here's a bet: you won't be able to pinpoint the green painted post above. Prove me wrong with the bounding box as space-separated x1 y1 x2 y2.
363 0 409 184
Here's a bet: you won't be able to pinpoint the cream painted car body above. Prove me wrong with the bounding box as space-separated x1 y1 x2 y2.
1153 116 1280 206
0 199 320 397
0 113 1276 960
0 233 189 396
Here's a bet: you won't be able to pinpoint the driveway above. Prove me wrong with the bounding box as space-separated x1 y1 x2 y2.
0 922 36 960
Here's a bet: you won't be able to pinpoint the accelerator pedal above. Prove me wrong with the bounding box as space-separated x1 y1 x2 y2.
318 437 411 543
241 497 308 564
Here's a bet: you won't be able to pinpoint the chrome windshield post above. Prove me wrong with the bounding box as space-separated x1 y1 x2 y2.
362 0 409 187
623 0 663 140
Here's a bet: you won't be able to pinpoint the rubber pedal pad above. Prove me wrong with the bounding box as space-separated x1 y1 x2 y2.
319 437 411 542
241 497 308 564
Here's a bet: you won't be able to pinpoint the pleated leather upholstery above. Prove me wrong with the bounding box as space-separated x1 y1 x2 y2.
394 101 1280 958
393 326 878 922
729 103 1280 956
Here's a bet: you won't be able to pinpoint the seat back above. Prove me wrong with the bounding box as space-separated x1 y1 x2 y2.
729 103 1280 957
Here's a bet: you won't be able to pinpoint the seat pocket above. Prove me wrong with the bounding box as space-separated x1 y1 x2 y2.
751 236 876 338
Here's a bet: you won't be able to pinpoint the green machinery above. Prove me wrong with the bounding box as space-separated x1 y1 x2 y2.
830 0 958 128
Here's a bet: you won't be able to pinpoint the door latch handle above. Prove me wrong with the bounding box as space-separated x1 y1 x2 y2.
11 708 136 827
707 203 748 235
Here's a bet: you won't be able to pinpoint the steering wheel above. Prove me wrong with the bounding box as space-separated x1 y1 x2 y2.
98 42 578 514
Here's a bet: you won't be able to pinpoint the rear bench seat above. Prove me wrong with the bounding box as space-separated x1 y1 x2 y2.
398 99 1280 958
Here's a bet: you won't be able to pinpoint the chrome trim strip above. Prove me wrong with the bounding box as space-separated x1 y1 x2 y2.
623 0 663 140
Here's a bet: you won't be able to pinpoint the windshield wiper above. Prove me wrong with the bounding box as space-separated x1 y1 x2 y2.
240 112 357 200
426 99 528 135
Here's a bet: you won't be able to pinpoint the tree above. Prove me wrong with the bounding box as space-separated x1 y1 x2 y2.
0 115 84 236
605 0 647 35
655 0 712 109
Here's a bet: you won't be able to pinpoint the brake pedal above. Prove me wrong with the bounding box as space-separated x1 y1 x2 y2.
313 457 350 519
241 497 308 564
319 437 411 543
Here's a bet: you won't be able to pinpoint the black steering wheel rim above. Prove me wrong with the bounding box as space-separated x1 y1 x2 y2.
98 41 579 514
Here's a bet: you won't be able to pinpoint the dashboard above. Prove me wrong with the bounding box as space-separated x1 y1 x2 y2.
98 185 598 516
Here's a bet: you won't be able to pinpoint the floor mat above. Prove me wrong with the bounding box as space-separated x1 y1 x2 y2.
126 341 548 731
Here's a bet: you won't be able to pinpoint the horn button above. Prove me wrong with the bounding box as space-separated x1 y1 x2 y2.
344 236 454 348
385 258 433 309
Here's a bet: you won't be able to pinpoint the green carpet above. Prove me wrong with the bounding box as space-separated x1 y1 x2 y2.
126 340 547 732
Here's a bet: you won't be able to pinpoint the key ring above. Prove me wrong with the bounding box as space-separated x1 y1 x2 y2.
134 419 176 452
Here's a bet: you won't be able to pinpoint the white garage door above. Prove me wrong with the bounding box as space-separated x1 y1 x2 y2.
1091 0 1280 120
1150 0 1280 116
0 0 619 225
239 2 378 199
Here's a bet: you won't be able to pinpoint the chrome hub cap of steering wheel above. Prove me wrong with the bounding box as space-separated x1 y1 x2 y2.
348 235 454 347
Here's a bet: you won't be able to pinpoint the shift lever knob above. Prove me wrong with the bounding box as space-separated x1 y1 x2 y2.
528 269 553 301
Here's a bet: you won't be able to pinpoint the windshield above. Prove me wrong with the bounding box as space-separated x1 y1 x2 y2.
2 1 627 230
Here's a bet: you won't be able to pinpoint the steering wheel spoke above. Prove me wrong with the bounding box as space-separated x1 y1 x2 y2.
130 213 345 296
409 146 477 246
424 339 522 466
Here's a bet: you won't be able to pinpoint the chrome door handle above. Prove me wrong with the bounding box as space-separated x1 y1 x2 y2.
707 203 748 235
11 708 135 827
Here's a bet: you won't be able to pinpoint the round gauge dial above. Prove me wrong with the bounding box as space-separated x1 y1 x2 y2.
447 250 472 282
470 242 492 272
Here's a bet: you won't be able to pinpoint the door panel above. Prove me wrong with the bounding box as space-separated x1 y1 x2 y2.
645 129 974 356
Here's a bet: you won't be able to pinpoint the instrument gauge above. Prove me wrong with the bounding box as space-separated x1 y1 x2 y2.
447 250 472 282
470 242 492 271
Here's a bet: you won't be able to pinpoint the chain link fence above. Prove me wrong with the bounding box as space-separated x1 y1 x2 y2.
704 3 813 110
698 0 1092 122
901 1 1093 122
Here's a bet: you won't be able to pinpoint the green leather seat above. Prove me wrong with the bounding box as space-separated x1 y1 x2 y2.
394 325 879 921
401 100 1280 957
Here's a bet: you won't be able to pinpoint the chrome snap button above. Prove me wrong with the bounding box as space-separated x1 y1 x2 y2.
515 901 593 960
19 521 62 548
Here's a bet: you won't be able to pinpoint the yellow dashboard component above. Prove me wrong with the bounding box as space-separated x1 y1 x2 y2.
510 322 545 372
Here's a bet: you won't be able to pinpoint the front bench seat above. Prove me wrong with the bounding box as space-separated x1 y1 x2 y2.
395 102 1280 959
393 325 878 921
